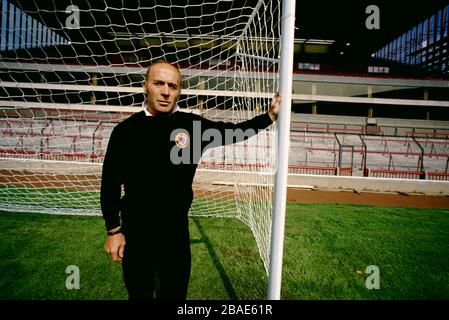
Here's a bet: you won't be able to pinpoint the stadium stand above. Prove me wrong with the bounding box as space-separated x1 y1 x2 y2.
2 108 448 180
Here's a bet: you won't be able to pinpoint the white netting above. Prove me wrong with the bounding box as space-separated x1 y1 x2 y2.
0 0 281 273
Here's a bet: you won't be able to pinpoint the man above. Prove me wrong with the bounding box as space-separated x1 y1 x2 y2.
101 60 280 300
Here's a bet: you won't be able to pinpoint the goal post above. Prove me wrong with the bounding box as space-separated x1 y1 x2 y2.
268 0 296 300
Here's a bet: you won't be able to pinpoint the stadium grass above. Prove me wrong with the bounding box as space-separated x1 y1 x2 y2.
0 203 448 300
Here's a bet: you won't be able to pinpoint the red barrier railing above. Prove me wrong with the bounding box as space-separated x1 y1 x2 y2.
288 165 337 175
426 172 449 181
368 169 423 179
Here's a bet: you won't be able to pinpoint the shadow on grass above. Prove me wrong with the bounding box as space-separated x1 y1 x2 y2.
191 217 238 300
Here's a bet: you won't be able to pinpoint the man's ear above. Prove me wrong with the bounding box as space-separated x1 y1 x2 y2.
142 80 147 94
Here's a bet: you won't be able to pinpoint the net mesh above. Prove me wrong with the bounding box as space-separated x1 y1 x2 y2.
0 0 280 273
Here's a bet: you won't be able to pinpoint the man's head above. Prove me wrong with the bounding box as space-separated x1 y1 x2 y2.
143 61 182 116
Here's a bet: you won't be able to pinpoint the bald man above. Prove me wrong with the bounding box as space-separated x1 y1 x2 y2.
101 60 280 300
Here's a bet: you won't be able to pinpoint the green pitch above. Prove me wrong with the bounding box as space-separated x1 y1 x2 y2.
0 203 448 299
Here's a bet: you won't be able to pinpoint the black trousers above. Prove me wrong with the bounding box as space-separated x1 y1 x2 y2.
121 227 191 300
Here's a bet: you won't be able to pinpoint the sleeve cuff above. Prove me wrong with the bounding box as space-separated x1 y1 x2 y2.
104 218 121 232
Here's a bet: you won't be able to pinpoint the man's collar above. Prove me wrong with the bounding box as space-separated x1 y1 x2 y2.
142 101 179 117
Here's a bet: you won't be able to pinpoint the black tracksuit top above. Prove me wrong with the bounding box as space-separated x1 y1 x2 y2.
100 110 274 232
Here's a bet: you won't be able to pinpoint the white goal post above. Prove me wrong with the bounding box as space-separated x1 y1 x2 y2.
268 0 296 300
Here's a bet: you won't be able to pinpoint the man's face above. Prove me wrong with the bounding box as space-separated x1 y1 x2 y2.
144 63 181 115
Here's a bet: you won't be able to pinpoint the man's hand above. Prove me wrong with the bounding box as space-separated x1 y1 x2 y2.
268 92 281 121
104 229 126 262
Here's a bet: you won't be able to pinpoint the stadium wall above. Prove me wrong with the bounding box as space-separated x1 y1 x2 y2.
287 174 449 196
2 159 448 196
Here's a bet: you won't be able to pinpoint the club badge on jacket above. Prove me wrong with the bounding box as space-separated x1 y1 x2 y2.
175 132 190 148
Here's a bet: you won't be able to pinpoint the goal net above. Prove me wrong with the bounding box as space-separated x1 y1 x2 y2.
0 0 281 273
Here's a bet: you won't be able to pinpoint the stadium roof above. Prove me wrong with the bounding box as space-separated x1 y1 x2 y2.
296 0 449 61
7 0 449 64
